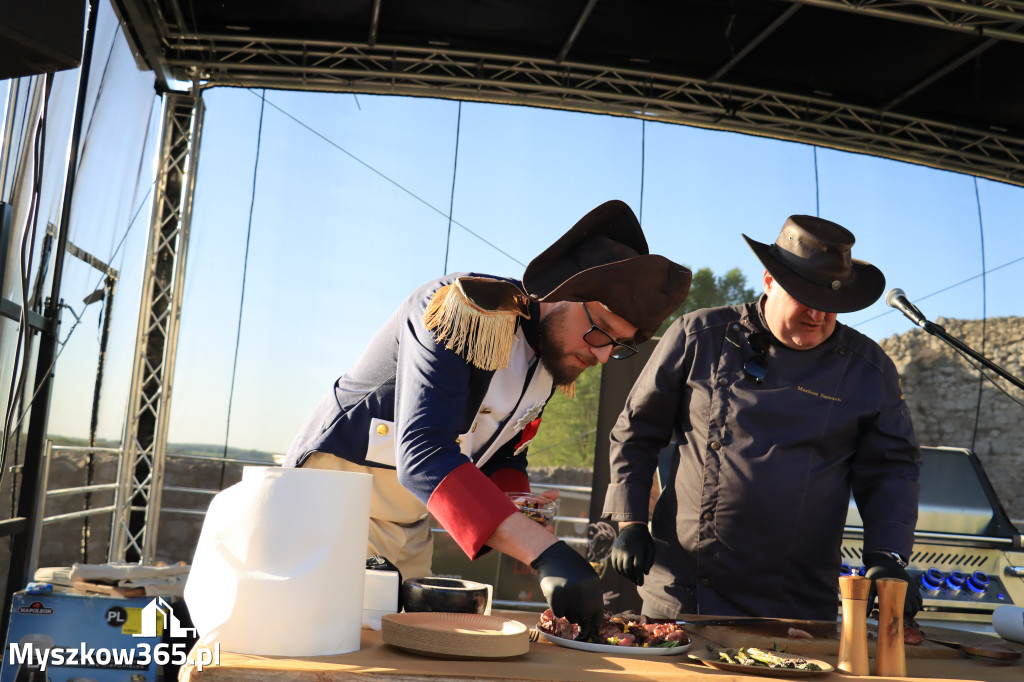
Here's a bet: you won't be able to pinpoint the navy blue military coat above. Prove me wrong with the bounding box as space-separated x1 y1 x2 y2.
286 273 554 558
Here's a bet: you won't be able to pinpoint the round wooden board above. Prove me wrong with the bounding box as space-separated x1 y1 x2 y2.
381 612 529 659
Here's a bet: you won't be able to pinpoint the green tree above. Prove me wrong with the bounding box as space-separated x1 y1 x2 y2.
526 365 602 469
529 266 756 469
657 267 758 335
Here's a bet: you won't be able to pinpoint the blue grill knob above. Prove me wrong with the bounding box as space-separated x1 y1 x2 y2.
944 570 966 593
966 571 989 596
920 567 944 593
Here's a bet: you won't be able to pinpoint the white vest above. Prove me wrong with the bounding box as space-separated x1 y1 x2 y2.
365 329 553 468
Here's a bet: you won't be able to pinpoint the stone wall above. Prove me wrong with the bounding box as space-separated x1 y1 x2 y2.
878 316 1024 521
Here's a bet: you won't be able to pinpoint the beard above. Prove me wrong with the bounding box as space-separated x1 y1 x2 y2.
536 304 591 387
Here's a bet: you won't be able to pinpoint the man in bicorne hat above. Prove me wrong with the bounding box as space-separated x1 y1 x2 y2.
285 200 691 637
603 215 923 622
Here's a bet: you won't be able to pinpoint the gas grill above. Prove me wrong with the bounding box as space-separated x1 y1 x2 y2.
841 446 1024 626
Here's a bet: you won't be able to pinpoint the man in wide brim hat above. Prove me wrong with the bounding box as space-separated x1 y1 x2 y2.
284 199 690 640
603 214 922 625
742 214 885 315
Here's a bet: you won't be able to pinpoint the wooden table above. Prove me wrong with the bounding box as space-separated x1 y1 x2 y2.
179 612 1023 682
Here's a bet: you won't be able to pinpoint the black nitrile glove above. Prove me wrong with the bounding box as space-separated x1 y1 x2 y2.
864 552 922 619
531 541 604 641
610 523 656 586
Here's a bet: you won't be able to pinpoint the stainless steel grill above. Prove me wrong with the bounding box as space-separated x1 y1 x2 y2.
842 446 1024 626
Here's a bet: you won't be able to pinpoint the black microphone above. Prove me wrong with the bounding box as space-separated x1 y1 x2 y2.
885 288 928 327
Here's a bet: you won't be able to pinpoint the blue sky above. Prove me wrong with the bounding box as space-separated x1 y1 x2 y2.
22 5 1024 455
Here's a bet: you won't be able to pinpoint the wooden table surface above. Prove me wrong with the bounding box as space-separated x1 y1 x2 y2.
179 611 1023 682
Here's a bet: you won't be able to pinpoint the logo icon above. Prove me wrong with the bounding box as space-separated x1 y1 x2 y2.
106 605 129 626
134 597 196 638
17 601 54 615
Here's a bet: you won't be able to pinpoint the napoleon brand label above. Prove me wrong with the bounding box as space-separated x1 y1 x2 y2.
17 600 54 615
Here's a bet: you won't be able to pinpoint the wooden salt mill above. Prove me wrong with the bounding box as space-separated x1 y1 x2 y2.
875 577 908 677
838 575 871 676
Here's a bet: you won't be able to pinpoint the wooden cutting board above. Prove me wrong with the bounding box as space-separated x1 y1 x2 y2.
71 581 146 598
920 625 1023 662
688 620 960 659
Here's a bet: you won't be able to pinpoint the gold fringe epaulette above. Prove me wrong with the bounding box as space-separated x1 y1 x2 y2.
423 277 531 371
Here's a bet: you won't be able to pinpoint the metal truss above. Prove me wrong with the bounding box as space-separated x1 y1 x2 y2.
109 91 204 564
160 35 1024 186
788 1 1024 43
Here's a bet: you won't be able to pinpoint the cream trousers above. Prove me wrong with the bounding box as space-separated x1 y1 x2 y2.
301 451 434 580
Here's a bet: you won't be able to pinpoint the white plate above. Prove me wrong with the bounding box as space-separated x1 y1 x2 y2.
539 631 692 656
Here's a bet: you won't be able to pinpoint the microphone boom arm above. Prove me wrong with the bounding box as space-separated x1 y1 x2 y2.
919 319 1024 392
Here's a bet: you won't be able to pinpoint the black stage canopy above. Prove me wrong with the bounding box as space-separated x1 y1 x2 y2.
111 0 1024 185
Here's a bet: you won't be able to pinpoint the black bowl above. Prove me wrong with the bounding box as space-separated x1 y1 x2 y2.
400 577 490 614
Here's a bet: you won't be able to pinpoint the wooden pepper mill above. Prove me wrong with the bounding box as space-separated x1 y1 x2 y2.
838 575 871 676
875 577 908 677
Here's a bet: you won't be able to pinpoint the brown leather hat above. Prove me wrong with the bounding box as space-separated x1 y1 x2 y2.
743 215 885 313
523 200 692 342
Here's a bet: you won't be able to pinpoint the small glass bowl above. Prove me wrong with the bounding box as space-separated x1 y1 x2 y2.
506 492 558 525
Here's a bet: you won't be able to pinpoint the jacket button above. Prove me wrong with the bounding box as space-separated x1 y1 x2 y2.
376 424 389 436
479 407 492 414
702 512 713 521
710 441 721 451
717 377 727 386
455 437 462 446
471 422 478 433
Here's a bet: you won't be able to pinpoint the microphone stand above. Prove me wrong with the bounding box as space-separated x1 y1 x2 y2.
913 318 1024 392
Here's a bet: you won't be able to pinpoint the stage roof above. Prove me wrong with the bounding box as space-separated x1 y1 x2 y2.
110 0 1024 186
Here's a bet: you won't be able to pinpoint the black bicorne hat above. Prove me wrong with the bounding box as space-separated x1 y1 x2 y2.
523 200 692 343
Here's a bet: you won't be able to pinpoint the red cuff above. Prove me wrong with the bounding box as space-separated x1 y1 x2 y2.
488 468 530 495
427 462 518 559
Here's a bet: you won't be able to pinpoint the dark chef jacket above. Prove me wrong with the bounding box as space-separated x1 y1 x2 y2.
602 297 921 620
284 273 553 560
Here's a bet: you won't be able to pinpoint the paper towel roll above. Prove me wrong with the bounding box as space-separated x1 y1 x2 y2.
992 605 1024 644
362 569 399 631
184 466 372 656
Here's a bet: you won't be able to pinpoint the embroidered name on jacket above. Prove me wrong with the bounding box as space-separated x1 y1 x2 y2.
797 385 842 402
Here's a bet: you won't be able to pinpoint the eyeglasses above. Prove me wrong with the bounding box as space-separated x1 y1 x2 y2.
581 303 638 360
744 332 770 383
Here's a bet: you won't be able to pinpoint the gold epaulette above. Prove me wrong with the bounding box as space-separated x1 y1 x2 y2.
423 277 531 371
